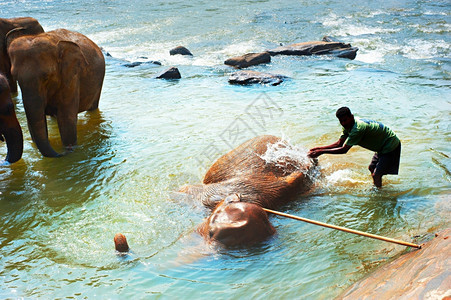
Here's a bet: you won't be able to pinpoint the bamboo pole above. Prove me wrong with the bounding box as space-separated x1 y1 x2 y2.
262 208 421 249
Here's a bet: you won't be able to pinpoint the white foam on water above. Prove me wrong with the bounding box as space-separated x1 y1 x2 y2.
325 169 366 185
214 40 264 57
366 10 389 18
410 23 451 34
99 35 256 67
337 24 399 37
402 39 450 60
355 50 386 64
352 38 401 63
319 13 400 37
423 10 448 16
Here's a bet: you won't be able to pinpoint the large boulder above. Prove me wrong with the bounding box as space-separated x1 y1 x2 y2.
224 52 271 68
228 70 287 86
267 36 358 60
337 228 451 299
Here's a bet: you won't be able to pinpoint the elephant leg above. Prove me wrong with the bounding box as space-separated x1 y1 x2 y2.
22 94 60 157
56 102 78 149
56 76 80 149
6 75 18 94
88 89 101 111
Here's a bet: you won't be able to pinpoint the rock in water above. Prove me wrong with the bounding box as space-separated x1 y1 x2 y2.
267 36 358 60
228 70 287 86
224 52 271 68
169 46 193 56
156 67 181 79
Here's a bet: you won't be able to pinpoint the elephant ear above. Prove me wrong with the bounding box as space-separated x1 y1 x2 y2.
57 40 89 81
5 27 26 51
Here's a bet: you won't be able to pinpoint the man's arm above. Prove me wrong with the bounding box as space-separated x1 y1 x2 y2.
309 138 345 152
308 139 351 158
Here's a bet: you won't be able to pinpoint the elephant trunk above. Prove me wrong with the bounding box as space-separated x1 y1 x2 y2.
28 121 61 158
3 125 23 163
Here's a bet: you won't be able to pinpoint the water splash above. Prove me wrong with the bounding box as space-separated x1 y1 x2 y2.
259 138 320 180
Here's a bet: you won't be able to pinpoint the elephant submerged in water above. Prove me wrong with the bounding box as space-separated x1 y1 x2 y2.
7 28 105 157
114 135 317 252
0 73 23 163
180 135 317 247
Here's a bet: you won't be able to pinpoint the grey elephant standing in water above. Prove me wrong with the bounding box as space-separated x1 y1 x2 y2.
7 28 105 157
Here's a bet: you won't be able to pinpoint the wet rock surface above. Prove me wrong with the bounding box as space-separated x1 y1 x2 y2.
156 67 181 79
224 52 271 68
169 46 193 56
338 228 451 300
267 36 358 60
228 70 287 86
123 61 161 68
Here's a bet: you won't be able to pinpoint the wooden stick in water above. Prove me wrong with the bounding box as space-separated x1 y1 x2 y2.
262 208 422 249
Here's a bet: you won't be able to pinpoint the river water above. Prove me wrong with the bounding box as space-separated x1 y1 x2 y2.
1 0 450 298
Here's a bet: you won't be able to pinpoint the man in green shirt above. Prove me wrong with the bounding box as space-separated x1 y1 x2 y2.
308 107 401 187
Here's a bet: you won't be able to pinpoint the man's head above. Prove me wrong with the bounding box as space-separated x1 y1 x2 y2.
336 106 354 130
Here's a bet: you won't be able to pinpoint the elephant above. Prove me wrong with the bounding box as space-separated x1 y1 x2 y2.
113 136 316 250
0 73 23 163
197 194 276 247
7 28 105 157
180 135 316 210
177 135 316 247
0 17 44 93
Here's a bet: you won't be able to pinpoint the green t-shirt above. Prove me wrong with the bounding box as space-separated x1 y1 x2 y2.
340 117 400 154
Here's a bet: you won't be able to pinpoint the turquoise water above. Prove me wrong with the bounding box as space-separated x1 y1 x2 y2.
1 0 450 298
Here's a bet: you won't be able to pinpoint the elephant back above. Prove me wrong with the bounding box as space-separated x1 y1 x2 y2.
203 135 286 184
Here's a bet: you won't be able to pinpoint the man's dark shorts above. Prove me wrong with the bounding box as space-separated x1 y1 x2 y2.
369 143 401 176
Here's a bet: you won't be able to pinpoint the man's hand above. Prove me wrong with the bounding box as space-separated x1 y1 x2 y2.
308 149 322 158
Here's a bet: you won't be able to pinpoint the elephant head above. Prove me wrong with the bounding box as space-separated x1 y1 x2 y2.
0 17 44 93
0 73 23 163
198 194 276 247
7 28 105 157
